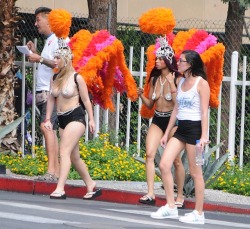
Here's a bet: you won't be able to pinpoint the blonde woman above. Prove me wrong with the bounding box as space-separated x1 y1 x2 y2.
44 46 101 200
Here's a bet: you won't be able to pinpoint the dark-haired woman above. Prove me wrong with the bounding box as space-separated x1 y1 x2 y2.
151 50 210 225
137 44 185 207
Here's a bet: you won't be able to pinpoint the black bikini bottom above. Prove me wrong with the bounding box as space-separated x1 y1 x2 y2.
57 105 86 129
151 110 172 133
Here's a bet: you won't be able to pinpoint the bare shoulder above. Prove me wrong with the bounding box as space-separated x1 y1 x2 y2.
199 77 209 87
75 73 86 84
175 75 183 85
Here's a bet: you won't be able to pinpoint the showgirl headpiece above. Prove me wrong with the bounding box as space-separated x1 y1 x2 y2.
155 36 174 63
139 7 225 118
48 9 72 59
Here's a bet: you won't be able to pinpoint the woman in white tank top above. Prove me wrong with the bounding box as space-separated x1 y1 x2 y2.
151 50 210 225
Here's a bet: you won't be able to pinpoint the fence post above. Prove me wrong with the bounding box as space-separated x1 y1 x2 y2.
115 93 120 146
31 38 37 158
239 56 247 168
103 109 109 132
21 38 26 157
216 85 222 159
94 104 100 137
137 47 144 155
228 51 238 161
126 47 133 150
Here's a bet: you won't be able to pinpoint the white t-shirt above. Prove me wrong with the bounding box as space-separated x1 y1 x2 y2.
176 77 201 121
36 33 58 91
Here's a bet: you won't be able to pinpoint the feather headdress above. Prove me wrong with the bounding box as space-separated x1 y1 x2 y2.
139 8 225 118
69 29 138 111
48 9 72 59
48 8 137 111
139 8 176 35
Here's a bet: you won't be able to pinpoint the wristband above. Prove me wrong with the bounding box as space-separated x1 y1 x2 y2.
44 119 50 123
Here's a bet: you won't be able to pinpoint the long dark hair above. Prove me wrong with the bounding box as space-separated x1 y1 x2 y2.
182 50 207 80
148 56 180 85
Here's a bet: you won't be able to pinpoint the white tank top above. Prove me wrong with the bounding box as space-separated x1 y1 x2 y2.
176 76 201 121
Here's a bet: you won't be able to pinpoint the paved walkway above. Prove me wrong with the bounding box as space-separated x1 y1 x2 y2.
0 171 250 215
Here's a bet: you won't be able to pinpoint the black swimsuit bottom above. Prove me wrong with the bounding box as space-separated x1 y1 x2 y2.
57 105 86 129
151 110 172 133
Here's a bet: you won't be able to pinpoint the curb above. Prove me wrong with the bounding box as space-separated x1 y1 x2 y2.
0 176 249 215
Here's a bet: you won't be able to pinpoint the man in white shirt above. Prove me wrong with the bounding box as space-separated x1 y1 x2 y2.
27 7 59 181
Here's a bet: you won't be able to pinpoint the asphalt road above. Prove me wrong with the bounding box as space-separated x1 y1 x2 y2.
0 191 249 229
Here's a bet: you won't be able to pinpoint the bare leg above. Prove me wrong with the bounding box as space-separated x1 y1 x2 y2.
52 122 85 193
71 142 96 193
160 138 185 208
142 124 164 200
169 126 185 203
186 144 204 214
40 124 59 177
173 155 185 203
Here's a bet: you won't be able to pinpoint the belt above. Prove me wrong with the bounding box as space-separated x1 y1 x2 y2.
36 90 48 94
154 110 172 117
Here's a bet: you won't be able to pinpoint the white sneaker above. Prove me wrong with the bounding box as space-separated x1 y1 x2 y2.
179 210 205 224
150 204 178 219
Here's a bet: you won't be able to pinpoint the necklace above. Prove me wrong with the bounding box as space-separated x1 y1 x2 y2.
159 76 167 97
165 83 172 100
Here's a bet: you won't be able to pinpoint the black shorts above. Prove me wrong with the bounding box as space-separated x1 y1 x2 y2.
151 111 172 133
57 105 86 129
173 120 201 145
37 102 58 130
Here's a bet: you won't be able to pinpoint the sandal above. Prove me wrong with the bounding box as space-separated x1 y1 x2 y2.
50 192 66 199
139 195 156 205
175 200 185 209
37 172 58 182
83 189 102 200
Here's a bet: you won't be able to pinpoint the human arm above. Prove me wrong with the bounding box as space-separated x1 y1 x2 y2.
198 79 210 149
44 78 56 130
27 41 37 54
26 41 55 68
137 78 155 109
166 72 180 103
27 53 55 68
77 74 95 134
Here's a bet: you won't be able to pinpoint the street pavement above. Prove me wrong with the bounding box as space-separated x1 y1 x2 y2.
0 171 249 216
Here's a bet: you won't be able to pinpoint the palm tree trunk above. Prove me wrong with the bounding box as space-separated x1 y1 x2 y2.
0 0 21 154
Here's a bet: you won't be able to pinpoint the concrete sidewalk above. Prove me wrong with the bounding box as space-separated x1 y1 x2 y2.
0 173 249 215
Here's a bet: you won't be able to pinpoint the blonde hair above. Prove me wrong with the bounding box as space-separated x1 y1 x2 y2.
53 55 74 90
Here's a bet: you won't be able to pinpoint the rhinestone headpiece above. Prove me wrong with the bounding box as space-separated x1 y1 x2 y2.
54 38 72 59
155 36 174 63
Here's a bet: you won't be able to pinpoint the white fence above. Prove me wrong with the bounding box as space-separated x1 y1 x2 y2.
16 48 248 167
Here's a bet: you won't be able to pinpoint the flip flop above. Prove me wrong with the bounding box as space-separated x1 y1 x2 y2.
175 201 185 209
50 192 67 200
139 195 156 205
83 189 102 200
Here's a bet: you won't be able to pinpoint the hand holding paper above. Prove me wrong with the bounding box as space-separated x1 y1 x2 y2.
16 46 32 55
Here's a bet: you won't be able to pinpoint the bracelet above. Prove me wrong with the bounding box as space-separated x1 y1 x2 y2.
171 90 177 94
